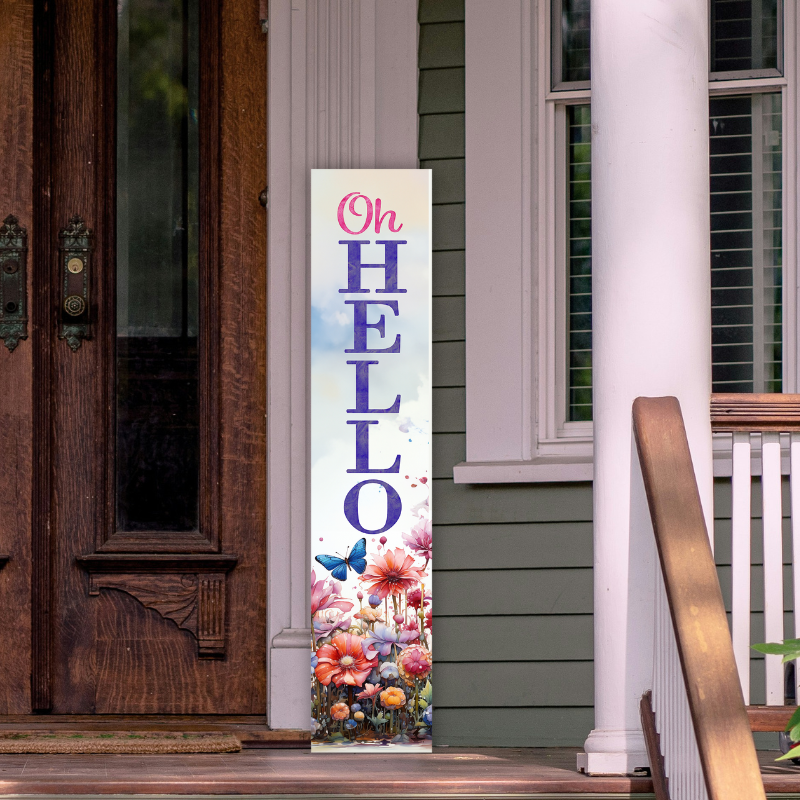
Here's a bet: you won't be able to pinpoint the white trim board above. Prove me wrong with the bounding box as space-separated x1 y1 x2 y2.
459 0 596 484
266 0 418 729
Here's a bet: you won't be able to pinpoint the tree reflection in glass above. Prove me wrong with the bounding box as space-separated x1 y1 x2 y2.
116 0 200 532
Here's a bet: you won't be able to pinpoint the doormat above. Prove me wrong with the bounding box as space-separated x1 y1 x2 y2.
0 732 241 754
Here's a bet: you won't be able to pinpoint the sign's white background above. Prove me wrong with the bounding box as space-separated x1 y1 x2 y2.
311 170 432 553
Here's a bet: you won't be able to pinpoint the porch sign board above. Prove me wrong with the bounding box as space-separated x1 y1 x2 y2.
310 170 432 752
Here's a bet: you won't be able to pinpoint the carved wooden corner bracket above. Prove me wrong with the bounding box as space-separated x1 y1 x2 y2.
76 554 237 657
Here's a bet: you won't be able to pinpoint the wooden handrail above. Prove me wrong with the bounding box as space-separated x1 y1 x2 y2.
633 396 765 800
711 392 800 431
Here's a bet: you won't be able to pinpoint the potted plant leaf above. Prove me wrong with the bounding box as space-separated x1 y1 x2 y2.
752 639 800 763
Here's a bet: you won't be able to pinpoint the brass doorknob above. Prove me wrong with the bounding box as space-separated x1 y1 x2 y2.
64 295 86 317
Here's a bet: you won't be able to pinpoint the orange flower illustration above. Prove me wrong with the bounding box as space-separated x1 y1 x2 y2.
380 686 406 709
314 633 378 688
330 702 350 720
354 607 384 623
360 547 427 600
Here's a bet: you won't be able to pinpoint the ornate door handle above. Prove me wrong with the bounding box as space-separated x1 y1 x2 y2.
58 216 93 351
0 215 28 352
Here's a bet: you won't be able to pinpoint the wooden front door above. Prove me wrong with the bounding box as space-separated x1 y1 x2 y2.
0 0 266 716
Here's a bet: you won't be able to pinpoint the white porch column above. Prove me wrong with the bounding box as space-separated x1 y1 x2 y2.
577 0 714 776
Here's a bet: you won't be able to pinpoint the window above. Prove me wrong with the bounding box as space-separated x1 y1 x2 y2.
457 0 797 483
555 0 786 422
551 0 589 90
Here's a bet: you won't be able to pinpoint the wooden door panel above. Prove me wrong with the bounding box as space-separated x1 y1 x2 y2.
95 591 222 714
0 0 34 714
47 0 106 714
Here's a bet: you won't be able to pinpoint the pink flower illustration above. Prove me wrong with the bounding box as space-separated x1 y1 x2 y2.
311 570 354 617
402 518 432 560
356 682 383 701
398 644 432 683
360 548 427 600
406 587 431 609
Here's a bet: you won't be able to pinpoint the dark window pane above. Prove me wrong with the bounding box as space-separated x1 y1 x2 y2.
116 0 200 531
711 0 780 75
554 0 590 86
710 93 782 393
560 92 785 428
712 343 755 363
567 105 592 421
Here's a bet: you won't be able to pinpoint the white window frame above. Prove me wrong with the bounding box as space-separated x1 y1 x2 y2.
455 0 799 484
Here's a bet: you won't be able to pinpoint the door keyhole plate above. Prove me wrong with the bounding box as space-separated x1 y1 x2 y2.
0 215 28 352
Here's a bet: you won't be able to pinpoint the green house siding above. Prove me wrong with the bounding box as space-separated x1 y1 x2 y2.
421 0 595 747
421 0 792 752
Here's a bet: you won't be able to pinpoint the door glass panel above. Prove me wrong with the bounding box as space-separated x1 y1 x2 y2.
116 0 200 532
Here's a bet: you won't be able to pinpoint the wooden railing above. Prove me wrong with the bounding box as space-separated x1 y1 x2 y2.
633 396 765 800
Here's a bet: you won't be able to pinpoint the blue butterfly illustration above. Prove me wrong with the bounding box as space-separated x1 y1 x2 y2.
315 538 368 582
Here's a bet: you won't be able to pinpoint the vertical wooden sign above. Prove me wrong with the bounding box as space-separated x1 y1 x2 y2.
311 170 432 751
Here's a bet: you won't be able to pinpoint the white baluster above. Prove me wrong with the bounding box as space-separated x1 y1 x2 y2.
653 568 709 800
762 431 784 704
791 432 800 702
731 432 752 703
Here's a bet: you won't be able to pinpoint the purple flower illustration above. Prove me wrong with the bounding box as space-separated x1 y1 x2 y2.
313 608 352 643
362 622 418 659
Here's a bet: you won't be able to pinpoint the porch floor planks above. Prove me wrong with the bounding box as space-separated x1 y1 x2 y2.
0 747 656 796
0 747 797 796
760 748 800 794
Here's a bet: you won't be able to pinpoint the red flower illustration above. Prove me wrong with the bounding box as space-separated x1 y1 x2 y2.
360 547 427 600
314 633 378 688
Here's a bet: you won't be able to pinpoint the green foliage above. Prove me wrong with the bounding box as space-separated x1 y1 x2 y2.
128 0 190 123
787 706 800 735
419 679 433 705
753 638 800 762
776 745 800 762
751 638 800 663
